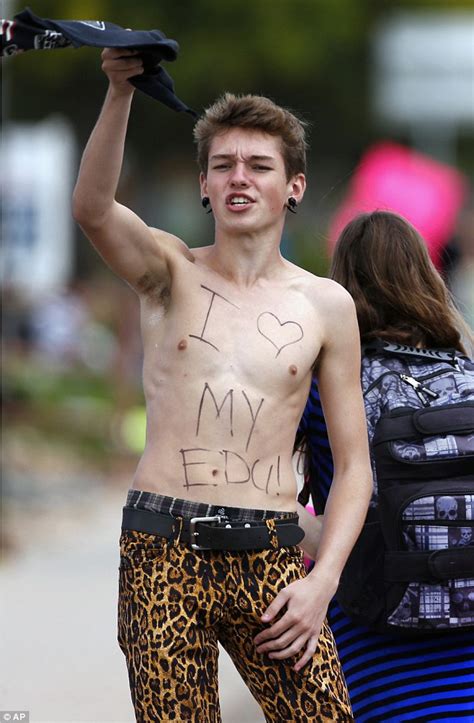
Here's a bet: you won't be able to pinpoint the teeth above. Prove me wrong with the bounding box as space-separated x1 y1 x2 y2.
230 197 250 205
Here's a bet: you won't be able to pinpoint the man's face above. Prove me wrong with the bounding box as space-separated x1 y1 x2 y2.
200 127 305 235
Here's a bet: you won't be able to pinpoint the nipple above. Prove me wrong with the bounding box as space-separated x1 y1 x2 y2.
289 365 298 376
178 339 187 351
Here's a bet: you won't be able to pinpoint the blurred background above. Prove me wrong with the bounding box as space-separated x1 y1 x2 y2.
1 1 473 721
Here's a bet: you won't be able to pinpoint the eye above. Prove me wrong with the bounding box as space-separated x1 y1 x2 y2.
253 165 272 171
212 163 231 170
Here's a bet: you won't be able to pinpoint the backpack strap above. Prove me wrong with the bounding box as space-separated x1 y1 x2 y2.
362 338 460 365
384 547 474 582
373 403 474 444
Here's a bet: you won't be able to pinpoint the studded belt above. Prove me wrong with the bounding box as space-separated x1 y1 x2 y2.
122 506 304 551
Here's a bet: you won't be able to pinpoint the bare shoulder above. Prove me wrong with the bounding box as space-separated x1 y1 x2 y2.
317 277 354 314
150 228 195 263
285 262 354 314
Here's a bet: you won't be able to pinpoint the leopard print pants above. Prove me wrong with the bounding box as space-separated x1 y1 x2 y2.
118 498 353 722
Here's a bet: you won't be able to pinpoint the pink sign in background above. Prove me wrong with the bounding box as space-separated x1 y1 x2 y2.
328 142 468 267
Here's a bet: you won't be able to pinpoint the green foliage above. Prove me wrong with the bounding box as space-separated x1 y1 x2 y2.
5 356 113 403
8 0 472 156
4 355 116 458
6 0 473 253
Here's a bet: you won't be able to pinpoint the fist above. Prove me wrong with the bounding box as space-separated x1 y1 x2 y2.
101 47 144 94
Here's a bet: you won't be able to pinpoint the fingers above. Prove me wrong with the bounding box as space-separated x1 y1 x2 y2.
101 48 144 82
254 614 292 647
260 588 289 623
266 633 308 661
258 630 319 670
255 605 322 669
256 626 299 654
255 607 309 653
293 635 318 672
101 47 140 60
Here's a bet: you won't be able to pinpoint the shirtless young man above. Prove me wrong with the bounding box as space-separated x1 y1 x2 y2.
72 48 372 723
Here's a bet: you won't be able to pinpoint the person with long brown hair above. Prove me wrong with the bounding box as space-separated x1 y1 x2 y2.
299 210 474 722
331 210 472 353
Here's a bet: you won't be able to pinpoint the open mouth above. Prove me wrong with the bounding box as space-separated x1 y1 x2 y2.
226 194 255 208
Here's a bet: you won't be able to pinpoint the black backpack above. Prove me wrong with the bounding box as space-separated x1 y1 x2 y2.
330 341 474 635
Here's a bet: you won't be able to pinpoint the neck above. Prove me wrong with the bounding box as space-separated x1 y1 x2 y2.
209 225 287 286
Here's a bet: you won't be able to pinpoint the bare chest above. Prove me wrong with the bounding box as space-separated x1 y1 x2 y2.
143 270 321 394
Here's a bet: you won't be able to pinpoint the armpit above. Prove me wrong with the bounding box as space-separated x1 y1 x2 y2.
136 271 171 308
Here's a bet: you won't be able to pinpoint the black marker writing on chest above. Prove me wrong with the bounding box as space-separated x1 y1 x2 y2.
196 383 264 452
189 285 239 352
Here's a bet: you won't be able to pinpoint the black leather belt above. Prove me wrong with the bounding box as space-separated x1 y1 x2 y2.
122 507 305 551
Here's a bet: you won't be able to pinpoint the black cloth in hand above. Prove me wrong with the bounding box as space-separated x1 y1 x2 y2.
0 7 196 116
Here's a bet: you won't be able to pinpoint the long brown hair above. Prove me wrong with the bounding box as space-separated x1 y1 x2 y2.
330 211 472 354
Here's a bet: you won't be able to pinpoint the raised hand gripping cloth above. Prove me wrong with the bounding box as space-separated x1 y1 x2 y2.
1 7 196 116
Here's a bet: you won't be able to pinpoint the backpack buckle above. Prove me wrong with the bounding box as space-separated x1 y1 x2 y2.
427 550 460 580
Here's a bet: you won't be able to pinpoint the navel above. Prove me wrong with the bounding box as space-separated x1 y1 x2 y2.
212 469 219 477
177 339 187 351
289 364 298 376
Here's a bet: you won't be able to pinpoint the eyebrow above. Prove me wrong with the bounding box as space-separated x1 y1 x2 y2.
209 154 276 162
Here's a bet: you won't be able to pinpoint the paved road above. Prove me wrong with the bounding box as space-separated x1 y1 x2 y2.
1 487 264 723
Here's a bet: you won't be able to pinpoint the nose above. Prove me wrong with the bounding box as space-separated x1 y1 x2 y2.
229 161 249 187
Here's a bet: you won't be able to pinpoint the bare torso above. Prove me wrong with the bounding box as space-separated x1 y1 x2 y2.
133 246 325 511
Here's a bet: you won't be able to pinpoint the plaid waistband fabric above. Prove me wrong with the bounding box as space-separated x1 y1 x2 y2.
126 489 297 523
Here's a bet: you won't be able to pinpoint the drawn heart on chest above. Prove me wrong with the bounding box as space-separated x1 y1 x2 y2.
257 312 304 358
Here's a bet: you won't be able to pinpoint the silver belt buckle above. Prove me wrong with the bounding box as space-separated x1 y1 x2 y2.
189 515 222 550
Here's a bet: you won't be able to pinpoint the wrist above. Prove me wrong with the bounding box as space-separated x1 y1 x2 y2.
106 83 135 102
307 561 340 595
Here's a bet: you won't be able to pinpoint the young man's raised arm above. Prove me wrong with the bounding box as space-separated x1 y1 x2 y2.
72 48 189 291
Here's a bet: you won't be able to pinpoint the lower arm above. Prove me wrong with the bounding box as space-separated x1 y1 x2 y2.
73 86 134 221
308 466 372 586
296 503 323 560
